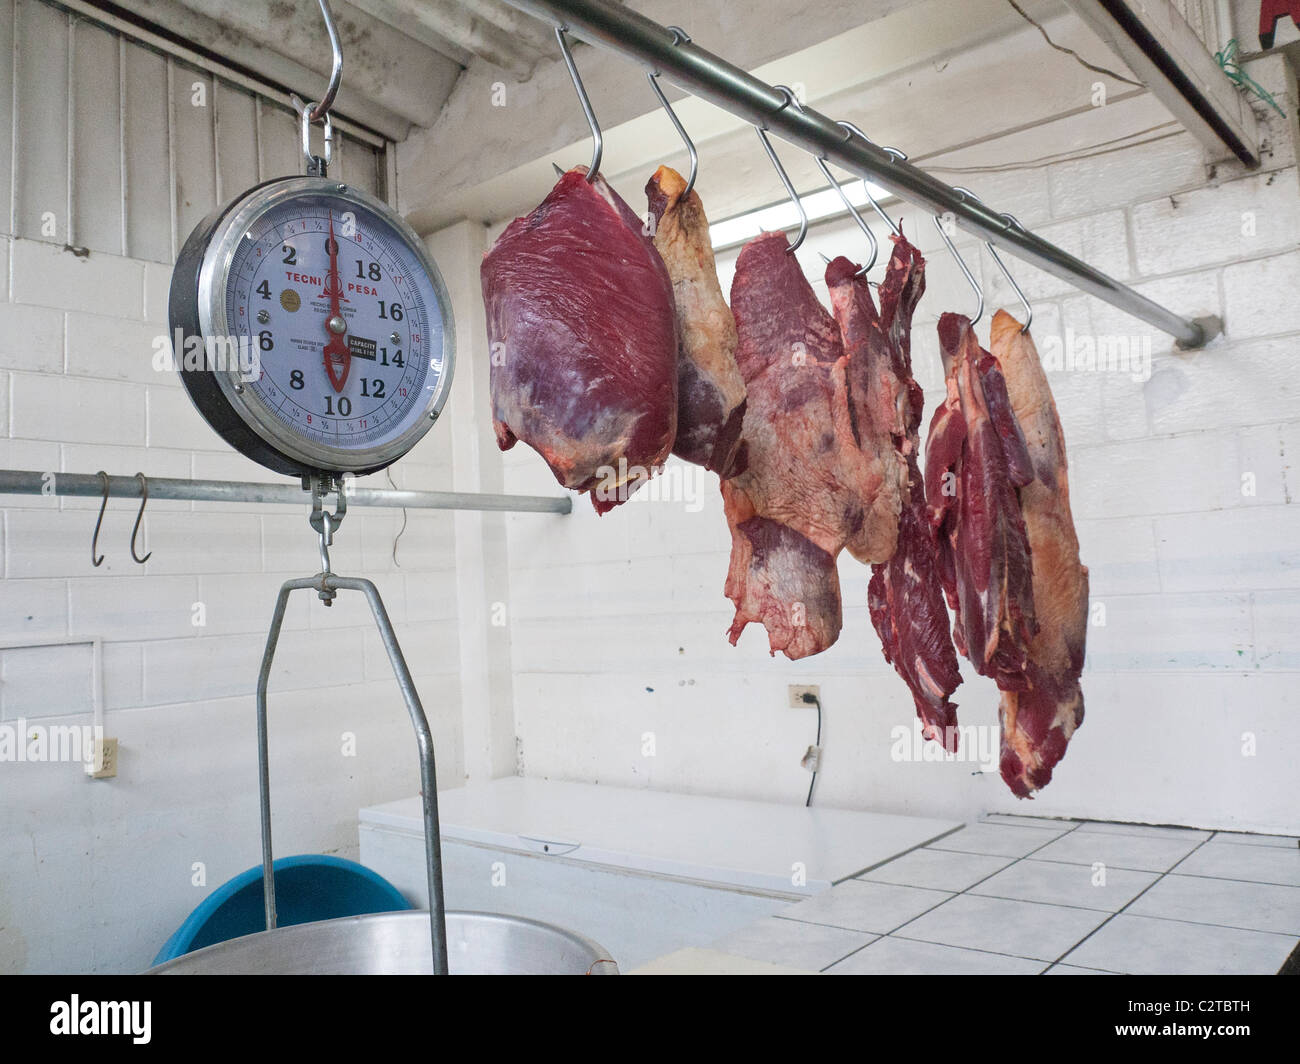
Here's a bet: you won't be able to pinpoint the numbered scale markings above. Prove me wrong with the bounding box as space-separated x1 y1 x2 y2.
170 176 455 476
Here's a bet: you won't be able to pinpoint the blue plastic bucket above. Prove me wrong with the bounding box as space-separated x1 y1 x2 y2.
153 854 412 964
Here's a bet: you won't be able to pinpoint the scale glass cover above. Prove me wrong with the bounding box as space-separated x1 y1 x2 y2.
169 175 455 477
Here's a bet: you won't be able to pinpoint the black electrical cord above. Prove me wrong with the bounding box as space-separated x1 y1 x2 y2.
804 692 822 808
1005 0 1145 87
385 466 408 567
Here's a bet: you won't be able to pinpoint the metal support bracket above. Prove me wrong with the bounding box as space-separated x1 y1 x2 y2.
255 566 449 973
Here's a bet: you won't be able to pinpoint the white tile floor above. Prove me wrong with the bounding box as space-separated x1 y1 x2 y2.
707 816 1300 974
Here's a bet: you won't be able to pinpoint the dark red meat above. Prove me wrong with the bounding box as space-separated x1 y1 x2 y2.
721 231 898 660
724 514 842 660
925 313 1037 690
482 167 678 513
990 310 1089 797
829 236 962 751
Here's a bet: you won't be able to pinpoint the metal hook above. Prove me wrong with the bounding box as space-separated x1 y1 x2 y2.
317 523 332 576
998 212 1035 333
291 95 333 173
556 26 602 181
307 474 346 604
130 473 152 564
952 187 1032 334
92 471 109 568
823 164 879 275
755 87 807 253
307 0 342 123
932 213 984 326
772 91 877 275
647 72 698 197
837 121 902 239
287 0 341 175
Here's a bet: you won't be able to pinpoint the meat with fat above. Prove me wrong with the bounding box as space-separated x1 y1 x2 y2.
722 231 898 660
925 312 1037 690
482 166 678 514
989 309 1089 797
723 511 842 660
646 165 747 478
828 236 962 750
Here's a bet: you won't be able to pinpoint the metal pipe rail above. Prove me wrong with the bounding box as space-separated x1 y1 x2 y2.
0 469 572 515
500 0 1216 349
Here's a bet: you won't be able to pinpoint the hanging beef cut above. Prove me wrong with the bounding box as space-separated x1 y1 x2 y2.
722 231 899 660
646 165 747 478
925 313 1037 691
723 512 843 660
482 166 678 513
989 309 1089 797
828 236 962 751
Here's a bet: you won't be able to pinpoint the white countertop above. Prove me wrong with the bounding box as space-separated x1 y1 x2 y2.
361 776 961 895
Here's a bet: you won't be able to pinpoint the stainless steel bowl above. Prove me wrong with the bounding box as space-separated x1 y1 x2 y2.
146 910 619 975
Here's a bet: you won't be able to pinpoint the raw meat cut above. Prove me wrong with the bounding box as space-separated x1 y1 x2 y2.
721 231 898 660
825 258 907 550
724 512 842 661
646 165 747 478
482 166 678 514
989 309 1089 797
828 236 962 751
925 313 1037 691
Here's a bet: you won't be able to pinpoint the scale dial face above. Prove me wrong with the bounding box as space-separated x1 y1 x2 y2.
171 176 455 476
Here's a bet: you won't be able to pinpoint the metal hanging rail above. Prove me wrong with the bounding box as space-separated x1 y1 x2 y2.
0 469 572 515
499 0 1217 349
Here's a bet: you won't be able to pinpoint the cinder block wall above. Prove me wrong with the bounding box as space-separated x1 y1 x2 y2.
0 0 462 974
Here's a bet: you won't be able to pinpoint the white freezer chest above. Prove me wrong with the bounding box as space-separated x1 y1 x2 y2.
360 776 960 969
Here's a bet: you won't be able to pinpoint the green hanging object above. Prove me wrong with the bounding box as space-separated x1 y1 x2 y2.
1215 39 1287 118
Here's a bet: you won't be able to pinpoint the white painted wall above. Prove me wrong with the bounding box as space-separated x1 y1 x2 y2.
3 0 1299 976
0 232 464 975
0 2 460 975
487 42 1300 835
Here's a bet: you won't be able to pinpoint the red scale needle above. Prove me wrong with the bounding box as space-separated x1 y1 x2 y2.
321 213 351 393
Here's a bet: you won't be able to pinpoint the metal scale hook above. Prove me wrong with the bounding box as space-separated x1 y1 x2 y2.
307 473 346 605
256 471 449 973
291 0 343 176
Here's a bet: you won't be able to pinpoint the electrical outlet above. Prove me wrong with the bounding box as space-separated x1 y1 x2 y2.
788 684 820 708
88 737 118 779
